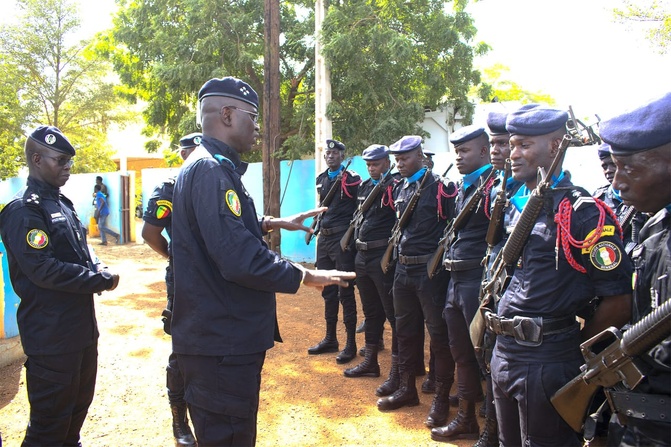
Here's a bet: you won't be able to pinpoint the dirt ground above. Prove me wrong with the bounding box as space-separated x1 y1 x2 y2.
0 239 485 447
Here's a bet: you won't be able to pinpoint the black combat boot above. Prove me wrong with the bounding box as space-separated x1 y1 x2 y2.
473 417 498 447
344 344 380 377
359 330 384 356
421 366 436 394
431 398 480 442
170 403 196 447
336 324 357 364
307 322 339 355
377 372 419 411
425 380 453 428
376 354 400 397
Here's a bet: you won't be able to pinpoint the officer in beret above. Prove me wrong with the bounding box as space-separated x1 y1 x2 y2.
343 145 400 385
141 132 201 447
377 136 459 429
484 106 632 446
432 125 494 440
308 138 362 364
0 126 120 445
600 91 671 447
170 76 354 446
486 109 522 195
423 149 435 169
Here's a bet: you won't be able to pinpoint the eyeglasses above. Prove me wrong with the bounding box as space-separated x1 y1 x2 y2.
42 153 74 167
227 106 259 124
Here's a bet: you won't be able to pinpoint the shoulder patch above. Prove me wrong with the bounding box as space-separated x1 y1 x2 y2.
589 240 622 271
155 200 172 219
581 225 616 254
26 229 49 249
225 190 242 217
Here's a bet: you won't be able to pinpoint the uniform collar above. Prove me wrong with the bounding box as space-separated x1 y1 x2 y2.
462 164 492 190
510 171 567 212
26 176 60 200
201 135 248 175
327 165 344 180
405 167 427 185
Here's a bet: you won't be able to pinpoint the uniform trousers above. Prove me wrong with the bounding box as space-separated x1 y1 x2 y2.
22 343 98 447
316 233 357 326
355 249 395 350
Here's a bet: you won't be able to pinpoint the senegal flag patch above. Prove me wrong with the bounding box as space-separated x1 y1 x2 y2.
155 200 172 219
225 190 242 216
27 229 48 249
590 241 622 271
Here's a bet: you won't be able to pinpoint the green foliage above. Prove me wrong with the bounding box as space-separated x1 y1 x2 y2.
474 64 556 105
613 0 671 54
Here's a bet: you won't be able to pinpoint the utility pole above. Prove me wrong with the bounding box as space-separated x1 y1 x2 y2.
314 0 332 180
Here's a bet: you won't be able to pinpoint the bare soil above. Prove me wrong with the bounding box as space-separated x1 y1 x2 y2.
0 239 482 447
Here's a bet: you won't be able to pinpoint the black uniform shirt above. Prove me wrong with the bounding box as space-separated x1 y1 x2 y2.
593 184 648 253
357 173 400 243
316 167 360 232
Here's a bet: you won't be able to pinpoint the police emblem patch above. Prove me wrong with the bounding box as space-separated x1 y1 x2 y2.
45 134 56 145
589 241 622 271
225 190 242 216
155 200 172 219
26 229 49 249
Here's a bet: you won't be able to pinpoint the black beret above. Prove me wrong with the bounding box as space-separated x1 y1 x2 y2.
198 77 259 109
599 91 671 156
326 139 346 151
28 125 76 156
486 111 509 135
423 149 435 157
450 125 486 146
389 135 422 154
179 132 202 149
597 143 612 160
506 106 568 136
362 144 389 161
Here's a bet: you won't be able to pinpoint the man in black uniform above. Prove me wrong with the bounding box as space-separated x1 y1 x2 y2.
170 76 354 447
377 136 458 429
343 145 398 386
141 132 201 447
600 91 671 446
0 126 120 446
308 139 361 364
486 106 632 446
432 125 494 439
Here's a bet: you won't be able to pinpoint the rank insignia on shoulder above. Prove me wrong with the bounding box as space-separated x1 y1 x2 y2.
155 200 172 219
225 190 242 217
26 229 49 249
572 195 595 211
589 241 622 271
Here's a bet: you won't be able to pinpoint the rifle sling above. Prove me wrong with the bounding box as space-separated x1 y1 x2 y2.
607 390 670 423
355 239 388 251
320 225 350 236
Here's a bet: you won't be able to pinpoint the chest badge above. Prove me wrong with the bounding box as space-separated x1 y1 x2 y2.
27 229 49 249
590 241 622 271
155 200 172 219
225 190 242 217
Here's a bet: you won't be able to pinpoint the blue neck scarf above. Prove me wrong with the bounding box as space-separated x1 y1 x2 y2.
510 171 566 211
462 164 492 190
213 154 236 170
371 168 392 186
406 167 427 184
610 185 622 202
328 165 344 180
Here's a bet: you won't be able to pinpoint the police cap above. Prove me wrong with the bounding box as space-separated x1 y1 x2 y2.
362 144 389 161
28 126 76 156
198 76 259 109
450 125 486 146
506 106 568 136
179 132 202 149
326 139 346 151
389 135 422 154
486 111 509 136
597 143 612 160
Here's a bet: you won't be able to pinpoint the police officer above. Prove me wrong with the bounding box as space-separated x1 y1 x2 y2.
601 91 671 446
170 76 354 447
141 133 201 447
377 136 458 429
432 125 494 440
486 106 633 446
343 145 399 384
0 126 120 446
308 139 361 364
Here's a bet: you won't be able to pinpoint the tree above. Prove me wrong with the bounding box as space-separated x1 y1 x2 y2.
474 64 556 105
613 0 671 54
0 0 131 178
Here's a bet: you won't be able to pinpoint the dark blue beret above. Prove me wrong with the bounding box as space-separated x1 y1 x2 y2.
486 111 509 135
506 106 568 136
326 139 346 151
389 135 422 154
179 132 202 149
362 144 389 161
450 125 486 146
599 91 671 156
198 76 258 109
28 125 75 156
597 143 612 159
423 149 435 157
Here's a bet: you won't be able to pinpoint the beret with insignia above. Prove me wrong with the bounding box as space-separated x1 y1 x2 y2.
450 124 487 146
326 139 346 151
506 106 568 136
599 91 671 156
486 111 509 135
389 135 422 154
179 132 202 149
597 143 612 160
362 144 389 161
28 126 76 156
198 76 259 109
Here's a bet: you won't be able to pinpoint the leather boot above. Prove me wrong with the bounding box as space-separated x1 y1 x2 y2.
170 403 196 447
425 381 452 428
473 417 498 447
344 344 380 377
307 322 339 355
359 334 385 356
377 372 419 411
376 354 400 397
336 324 357 364
431 399 480 442
421 367 436 394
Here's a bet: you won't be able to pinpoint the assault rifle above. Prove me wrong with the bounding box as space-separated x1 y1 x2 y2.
427 167 497 279
567 105 601 146
551 298 671 433
340 163 396 251
305 159 353 245
380 168 432 274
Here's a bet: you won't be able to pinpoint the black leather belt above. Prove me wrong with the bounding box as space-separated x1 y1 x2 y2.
319 225 349 236
484 311 577 346
398 254 433 265
443 258 482 271
355 239 388 251
608 390 670 423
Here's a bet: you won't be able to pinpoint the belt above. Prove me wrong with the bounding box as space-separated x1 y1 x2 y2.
443 258 483 271
319 225 349 236
607 390 670 423
355 239 388 251
483 311 577 347
398 254 433 265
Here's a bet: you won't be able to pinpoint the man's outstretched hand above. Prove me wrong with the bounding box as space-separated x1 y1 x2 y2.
264 207 328 233
302 269 355 289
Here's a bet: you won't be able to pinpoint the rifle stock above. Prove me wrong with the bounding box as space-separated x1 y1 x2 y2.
306 159 353 245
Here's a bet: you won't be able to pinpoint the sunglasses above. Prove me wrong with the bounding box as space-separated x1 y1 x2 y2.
42 153 74 167
227 106 259 124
